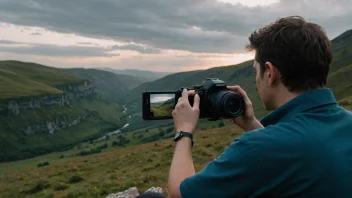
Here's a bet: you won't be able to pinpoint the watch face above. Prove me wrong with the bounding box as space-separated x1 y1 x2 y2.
174 132 180 139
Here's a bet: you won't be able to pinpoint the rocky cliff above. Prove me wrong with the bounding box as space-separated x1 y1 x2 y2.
0 81 94 115
0 81 94 136
24 115 88 135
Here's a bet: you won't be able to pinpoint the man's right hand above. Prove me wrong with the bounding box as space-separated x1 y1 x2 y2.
227 86 264 132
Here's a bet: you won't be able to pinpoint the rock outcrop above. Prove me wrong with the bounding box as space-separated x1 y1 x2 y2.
106 187 164 198
24 115 87 135
0 81 93 115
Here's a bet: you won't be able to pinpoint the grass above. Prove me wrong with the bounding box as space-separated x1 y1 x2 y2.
0 125 245 198
0 60 84 99
0 68 63 99
151 103 174 117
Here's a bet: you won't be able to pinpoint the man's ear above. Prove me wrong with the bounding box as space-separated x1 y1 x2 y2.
264 61 279 86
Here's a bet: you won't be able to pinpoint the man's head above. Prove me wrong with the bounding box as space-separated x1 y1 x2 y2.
247 16 333 110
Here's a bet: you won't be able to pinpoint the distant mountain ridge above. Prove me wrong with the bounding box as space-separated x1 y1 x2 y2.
99 68 173 82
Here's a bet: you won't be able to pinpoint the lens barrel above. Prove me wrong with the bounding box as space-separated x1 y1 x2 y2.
211 91 244 118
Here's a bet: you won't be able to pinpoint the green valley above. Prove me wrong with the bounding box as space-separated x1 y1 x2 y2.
0 61 126 162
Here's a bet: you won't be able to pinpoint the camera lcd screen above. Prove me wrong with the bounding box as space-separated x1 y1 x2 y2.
149 93 176 117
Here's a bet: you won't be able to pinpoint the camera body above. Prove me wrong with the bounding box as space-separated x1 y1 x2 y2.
177 78 245 121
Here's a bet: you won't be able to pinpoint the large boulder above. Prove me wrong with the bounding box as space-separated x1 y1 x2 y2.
106 187 163 198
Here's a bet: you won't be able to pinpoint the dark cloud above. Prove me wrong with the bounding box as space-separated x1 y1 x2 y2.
0 0 351 54
0 40 119 57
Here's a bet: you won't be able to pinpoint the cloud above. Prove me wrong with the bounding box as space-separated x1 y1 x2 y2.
77 42 94 45
30 32 41 35
0 0 351 54
112 44 161 54
0 40 18 44
0 40 119 57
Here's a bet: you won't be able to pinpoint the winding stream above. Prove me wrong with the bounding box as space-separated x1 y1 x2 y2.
94 106 129 141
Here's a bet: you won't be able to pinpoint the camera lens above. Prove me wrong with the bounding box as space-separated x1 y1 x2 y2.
226 97 240 114
211 91 244 118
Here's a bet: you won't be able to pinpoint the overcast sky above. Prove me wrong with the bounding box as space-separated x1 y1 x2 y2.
0 0 351 72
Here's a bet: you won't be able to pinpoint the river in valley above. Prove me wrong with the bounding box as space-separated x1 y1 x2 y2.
94 105 129 141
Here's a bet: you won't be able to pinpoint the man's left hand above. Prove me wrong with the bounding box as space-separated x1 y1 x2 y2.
172 88 200 133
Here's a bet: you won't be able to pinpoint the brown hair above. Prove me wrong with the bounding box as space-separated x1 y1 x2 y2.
247 16 333 92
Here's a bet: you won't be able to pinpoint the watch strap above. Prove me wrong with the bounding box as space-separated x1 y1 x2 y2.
174 131 194 147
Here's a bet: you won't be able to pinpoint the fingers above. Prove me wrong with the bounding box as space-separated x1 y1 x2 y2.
193 94 200 111
227 85 251 105
188 90 196 96
182 88 189 101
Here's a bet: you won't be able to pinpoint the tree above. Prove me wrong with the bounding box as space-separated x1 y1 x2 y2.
112 141 119 147
159 131 165 137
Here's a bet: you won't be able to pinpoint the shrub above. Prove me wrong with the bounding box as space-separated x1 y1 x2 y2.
112 141 119 146
21 180 50 195
158 131 165 137
37 161 50 168
53 182 69 191
68 174 84 184
205 143 212 148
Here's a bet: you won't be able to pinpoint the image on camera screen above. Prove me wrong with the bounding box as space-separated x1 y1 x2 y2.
150 94 176 117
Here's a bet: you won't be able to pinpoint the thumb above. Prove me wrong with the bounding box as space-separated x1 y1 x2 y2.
193 94 200 110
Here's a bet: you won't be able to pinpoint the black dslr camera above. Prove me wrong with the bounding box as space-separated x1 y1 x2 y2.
142 78 245 121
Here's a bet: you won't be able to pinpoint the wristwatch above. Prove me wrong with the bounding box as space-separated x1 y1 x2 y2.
174 131 194 147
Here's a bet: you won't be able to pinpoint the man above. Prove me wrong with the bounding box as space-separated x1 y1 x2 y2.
168 16 352 197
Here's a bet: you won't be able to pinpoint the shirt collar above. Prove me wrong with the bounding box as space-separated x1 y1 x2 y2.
260 88 337 127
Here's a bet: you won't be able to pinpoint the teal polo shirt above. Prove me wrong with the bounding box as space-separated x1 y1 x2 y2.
180 88 352 198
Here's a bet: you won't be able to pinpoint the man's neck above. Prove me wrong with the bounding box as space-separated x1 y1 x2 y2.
273 86 303 109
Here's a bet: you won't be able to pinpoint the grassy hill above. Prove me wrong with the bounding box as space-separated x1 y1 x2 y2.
0 61 84 100
0 61 126 162
330 29 352 73
151 103 174 117
65 68 144 103
0 125 244 198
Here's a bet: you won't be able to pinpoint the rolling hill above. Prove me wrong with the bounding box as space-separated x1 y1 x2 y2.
0 61 126 162
0 61 84 100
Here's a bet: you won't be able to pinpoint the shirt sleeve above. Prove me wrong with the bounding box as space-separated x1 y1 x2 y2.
179 133 268 198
